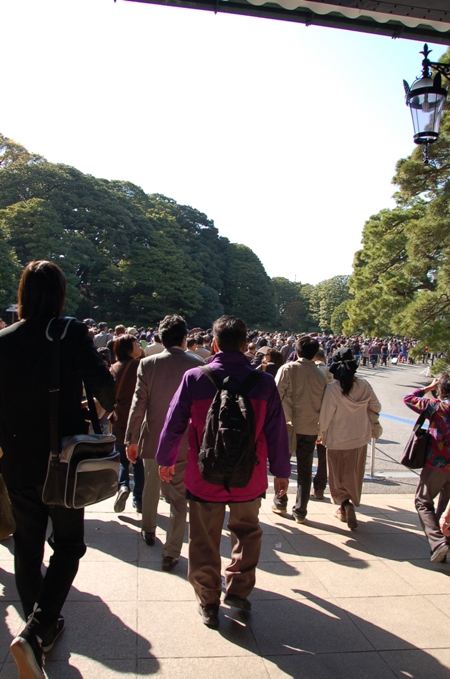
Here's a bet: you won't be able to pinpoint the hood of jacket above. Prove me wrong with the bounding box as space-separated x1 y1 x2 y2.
334 378 374 413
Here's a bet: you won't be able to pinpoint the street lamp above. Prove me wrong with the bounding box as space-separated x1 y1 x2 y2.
403 44 450 165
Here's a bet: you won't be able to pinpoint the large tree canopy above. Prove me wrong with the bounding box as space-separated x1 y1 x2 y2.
0 133 350 332
0 134 233 326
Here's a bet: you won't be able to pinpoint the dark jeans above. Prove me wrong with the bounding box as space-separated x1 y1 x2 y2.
117 443 145 502
273 434 319 518
8 485 86 638
415 466 450 552
314 443 328 492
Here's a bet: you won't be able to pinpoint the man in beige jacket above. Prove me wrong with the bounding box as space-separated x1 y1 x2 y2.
125 315 204 571
274 336 327 523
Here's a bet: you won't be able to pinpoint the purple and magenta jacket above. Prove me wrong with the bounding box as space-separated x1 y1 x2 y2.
156 350 291 502
404 388 450 472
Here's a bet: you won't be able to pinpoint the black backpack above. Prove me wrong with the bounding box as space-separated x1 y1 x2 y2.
198 366 262 492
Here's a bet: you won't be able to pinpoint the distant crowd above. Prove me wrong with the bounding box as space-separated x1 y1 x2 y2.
76 319 432 370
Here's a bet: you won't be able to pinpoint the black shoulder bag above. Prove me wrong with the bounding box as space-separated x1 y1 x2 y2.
42 317 119 509
401 403 437 470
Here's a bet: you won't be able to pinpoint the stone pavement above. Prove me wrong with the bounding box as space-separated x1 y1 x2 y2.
1 491 450 679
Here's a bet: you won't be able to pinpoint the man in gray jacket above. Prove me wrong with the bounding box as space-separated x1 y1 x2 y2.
274 336 327 523
125 315 204 571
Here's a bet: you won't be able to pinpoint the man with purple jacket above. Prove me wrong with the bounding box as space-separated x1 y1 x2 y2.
156 316 290 628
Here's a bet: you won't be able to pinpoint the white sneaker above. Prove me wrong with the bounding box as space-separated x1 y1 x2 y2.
113 486 130 513
431 542 449 563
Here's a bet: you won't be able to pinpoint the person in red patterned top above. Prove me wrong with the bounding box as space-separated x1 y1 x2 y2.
404 374 450 563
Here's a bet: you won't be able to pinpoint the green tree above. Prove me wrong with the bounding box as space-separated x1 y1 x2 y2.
344 48 450 351
309 276 352 334
189 285 224 329
271 277 316 331
0 133 284 328
223 244 276 327
0 219 21 313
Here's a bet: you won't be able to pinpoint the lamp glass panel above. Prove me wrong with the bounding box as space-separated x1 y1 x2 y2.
409 91 446 141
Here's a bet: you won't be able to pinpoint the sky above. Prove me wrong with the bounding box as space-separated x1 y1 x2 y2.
1 0 447 285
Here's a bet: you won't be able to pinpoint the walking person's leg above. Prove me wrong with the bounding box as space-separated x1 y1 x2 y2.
313 443 327 499
131 456 145 511
415 466 450 561
9 485 85 676
293 434 317 522
188 499 225 626
162 458 188 568
114 443 131 512
141 458 160 544
224 498 262 608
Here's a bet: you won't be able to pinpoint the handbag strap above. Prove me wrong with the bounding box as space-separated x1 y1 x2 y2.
414 402 437 433
48 317 101 464
114 360 134 403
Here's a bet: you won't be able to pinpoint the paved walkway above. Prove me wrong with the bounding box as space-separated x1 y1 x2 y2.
1 491 450 679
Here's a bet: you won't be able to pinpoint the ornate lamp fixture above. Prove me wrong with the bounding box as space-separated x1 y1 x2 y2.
404 45 450 165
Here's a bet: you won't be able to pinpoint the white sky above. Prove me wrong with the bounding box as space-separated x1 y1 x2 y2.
1 0 447 285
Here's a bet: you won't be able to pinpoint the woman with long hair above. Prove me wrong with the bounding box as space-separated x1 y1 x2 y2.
319 347 381 530
0 261 115 678
258 348 285 377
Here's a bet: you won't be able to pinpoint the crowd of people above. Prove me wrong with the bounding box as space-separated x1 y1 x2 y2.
0 261 449 679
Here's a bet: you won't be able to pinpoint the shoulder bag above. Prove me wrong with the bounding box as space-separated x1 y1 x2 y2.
42 317 119 509
401 404 436 470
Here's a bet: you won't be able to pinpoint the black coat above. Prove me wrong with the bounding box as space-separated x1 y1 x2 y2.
0 317 116 488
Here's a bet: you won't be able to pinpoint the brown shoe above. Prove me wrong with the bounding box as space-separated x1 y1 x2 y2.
198 604 219 628
141 530 155 546
344 502 358 530
162 556 179 572
223 593 251 611
272 504 287 515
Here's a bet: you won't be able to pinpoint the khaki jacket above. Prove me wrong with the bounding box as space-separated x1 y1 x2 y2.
125 347 204 459
275 358 327 436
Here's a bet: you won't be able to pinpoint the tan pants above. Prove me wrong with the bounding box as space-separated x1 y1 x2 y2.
327 445 367 507
188 498 262 607
142 457 188 558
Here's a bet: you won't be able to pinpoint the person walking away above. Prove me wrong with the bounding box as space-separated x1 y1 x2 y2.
274 336 327 522
93 322 113 348
125 315 204 571
369 341 379 368
312 348 333 499
110 334 144 513
156 316 290 626
0 261 115 679
319 348 381 530
404 375 450 562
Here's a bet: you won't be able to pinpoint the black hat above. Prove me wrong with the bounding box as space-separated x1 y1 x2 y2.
329 347 358 379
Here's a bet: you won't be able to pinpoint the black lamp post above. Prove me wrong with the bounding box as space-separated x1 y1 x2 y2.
404 44 450 165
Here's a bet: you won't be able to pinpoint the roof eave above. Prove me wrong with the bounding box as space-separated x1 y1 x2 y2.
127 0 450 45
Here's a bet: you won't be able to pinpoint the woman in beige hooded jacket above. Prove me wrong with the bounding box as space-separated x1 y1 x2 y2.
319 348 381 530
